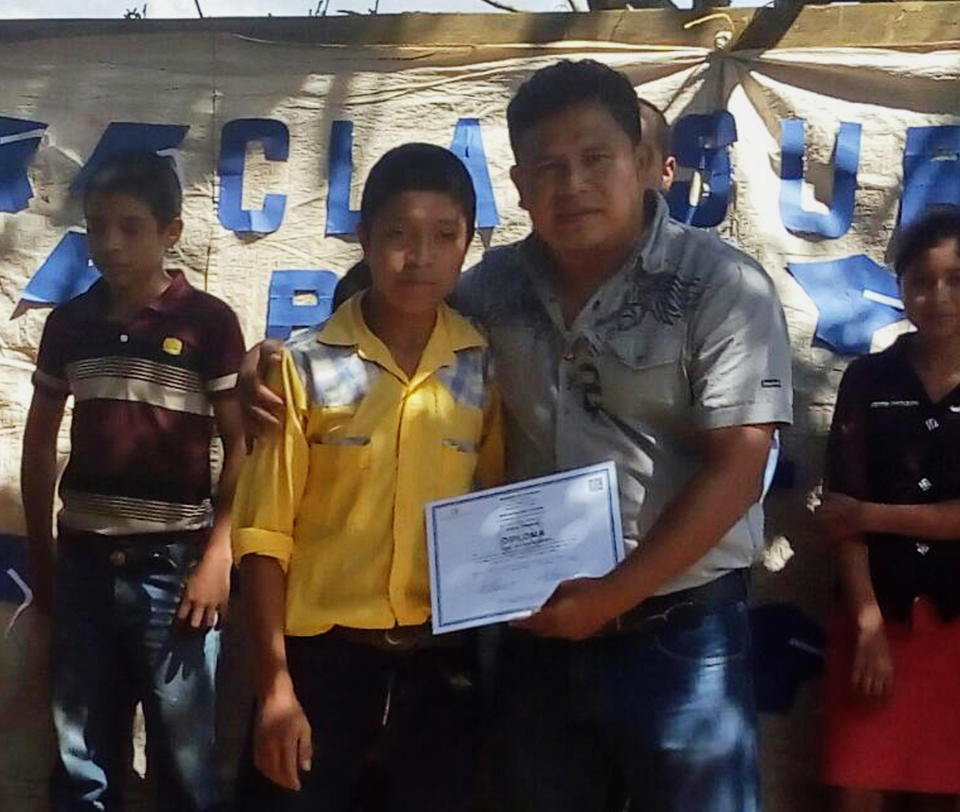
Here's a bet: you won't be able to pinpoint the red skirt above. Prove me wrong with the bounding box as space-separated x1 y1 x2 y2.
823 598 960 794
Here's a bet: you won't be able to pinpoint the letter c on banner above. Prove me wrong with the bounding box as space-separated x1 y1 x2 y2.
900 126 960 228
0 116 47 213
779 119 861 239
218 118 289 234
666 111 737 228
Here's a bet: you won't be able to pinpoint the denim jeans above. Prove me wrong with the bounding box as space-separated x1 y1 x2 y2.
492 597 760 812
237 633 480 812
51 530 222 812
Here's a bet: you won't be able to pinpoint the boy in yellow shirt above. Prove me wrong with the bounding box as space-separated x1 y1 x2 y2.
232 143 503 811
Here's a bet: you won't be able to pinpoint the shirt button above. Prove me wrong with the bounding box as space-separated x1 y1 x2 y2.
918 477 933 492
563 352 574 361
925 418 939 431
109 550 127 567
119 333 129 343
916 542 931 556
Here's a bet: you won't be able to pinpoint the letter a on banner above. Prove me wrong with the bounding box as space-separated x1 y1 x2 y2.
900 126 960 228
779 119 861 239
0 116 47 214
667 112 737 228
218 118 290 234
450 119 499 229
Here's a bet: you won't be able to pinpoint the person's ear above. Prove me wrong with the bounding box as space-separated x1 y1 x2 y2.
509 165 529 212
357 221 370 255
165 215 184 247
661 156 677 194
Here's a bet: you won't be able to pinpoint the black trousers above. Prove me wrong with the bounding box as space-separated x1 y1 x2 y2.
237 632 480 812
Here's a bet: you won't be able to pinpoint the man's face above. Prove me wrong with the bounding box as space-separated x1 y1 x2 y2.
510 100 648 258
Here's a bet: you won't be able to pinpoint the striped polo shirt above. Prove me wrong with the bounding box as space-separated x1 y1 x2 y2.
33 270 245 536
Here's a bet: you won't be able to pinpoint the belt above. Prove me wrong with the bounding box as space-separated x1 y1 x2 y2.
610 569 748 636
58 529 207 572
325 623 468 652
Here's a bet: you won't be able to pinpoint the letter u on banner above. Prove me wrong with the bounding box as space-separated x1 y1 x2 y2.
218 118 289 234
666 112 737 228
779 119 861 239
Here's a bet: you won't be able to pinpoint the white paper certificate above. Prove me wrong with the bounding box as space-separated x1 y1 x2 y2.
425 461 625 634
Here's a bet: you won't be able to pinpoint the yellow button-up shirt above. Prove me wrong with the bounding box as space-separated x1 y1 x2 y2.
232 294 504 636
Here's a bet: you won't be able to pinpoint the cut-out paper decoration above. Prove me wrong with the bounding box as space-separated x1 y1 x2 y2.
666 111 737 228
780 119 861 239
218 118 290 234
12 231 100 318
326 120 361 236
900 126 960 228
788 254 904 356
266 270 339 339
0 116 47 213
0 534 32 636
450 119 499 229
70 122 189 195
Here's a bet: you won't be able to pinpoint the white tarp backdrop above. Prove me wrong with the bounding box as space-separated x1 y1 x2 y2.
1 27 959 541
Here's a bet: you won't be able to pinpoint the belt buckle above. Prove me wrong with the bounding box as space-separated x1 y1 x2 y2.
384 628 404 648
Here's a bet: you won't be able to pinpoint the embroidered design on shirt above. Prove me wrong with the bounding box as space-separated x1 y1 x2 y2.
436 346 492 411
869 400 920 408
599 271 703 334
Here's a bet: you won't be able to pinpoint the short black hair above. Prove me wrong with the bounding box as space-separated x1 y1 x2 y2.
639 98 672 160
332 260 372 310
83 151 182 226
893 206 960 280
506 60 642 157
360 142 476 243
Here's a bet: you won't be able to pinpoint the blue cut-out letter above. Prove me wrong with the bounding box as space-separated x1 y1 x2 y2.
218 118 289 234
266 270 339 339
788 254 904 356
17 231 100 312
0 116 47 213
779 119 861 239
450 119 499 229
71 122 189 194
326 121 361 236
900 126 960 228
666 111 737 228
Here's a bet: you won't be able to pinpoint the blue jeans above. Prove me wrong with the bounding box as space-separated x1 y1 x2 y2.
493 597 759 812
51 530 222 811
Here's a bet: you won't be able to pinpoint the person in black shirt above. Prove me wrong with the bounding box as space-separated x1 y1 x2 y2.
817 207 960 812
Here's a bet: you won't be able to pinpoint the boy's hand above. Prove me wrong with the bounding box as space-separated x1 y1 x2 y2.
240 339 285 448
816 492 868 542
177 539 232 629
512 577 619 641
852 620 894 701
255 680 313 791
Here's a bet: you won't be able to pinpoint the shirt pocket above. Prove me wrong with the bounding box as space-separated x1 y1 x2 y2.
596 331 685 421
439 438 480 497
303 437 372 531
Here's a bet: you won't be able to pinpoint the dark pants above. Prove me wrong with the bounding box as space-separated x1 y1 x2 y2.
238 632 480 812
492 594 760 812
51 530 222 812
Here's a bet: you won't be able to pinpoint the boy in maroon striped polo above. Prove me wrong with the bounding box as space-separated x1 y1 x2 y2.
21 152 246 811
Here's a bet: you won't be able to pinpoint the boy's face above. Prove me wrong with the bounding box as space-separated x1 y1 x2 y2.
901 238 960 342
359 190 470 318
510 100 648 260
85 192 182 292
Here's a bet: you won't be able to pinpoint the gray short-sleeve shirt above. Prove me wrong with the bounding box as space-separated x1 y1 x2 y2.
453 192 793 595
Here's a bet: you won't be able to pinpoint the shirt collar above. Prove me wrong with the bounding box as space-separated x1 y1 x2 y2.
78 268 190 319
317 291 486 382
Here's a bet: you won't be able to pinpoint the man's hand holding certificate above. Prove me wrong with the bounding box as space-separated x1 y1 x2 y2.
425 461 625 635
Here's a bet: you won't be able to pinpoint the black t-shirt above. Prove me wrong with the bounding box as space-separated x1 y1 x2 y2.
826 334 960 622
